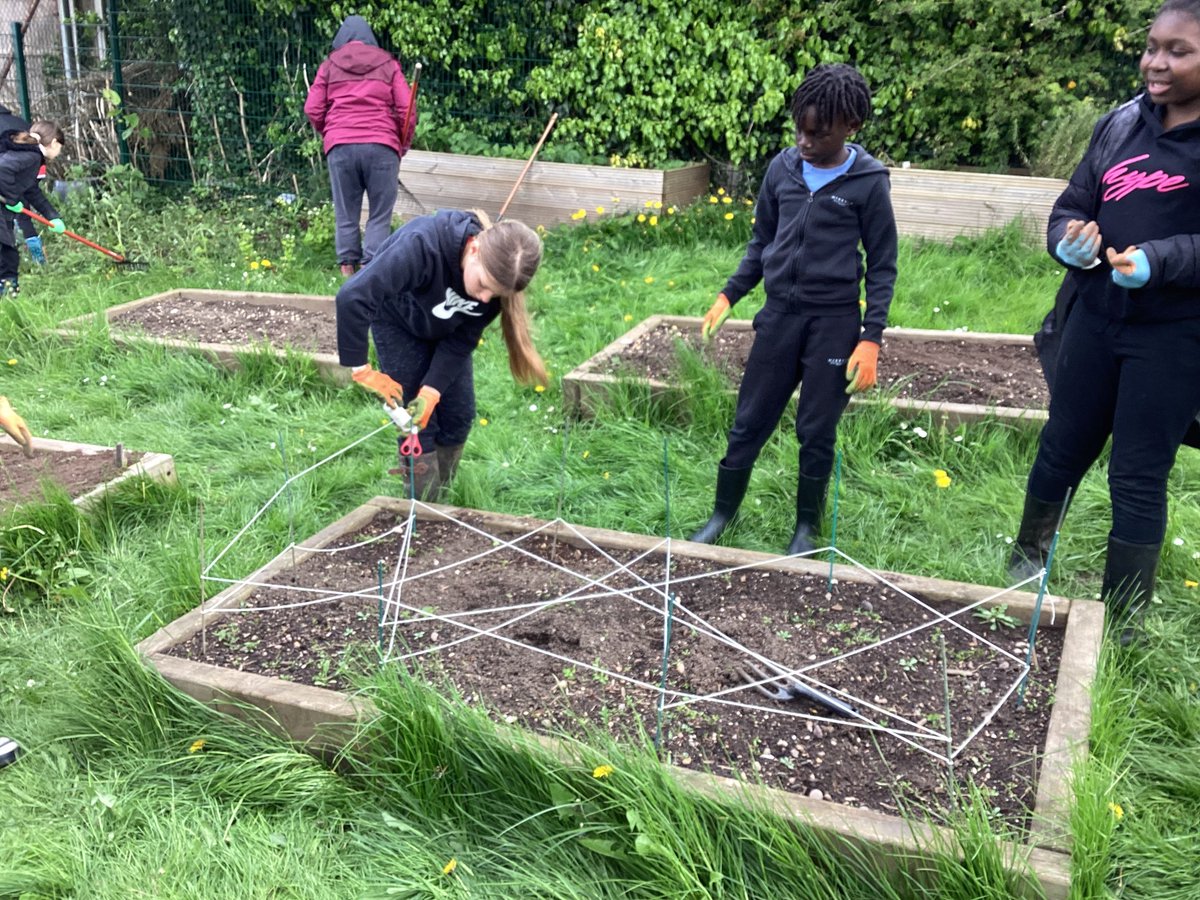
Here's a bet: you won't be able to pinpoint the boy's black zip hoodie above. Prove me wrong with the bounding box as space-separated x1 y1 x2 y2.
1050 93 1200 323
721 143 898 344
336 210 500 393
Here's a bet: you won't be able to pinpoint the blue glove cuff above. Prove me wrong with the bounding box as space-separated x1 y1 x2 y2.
1055 232 1099 269
1111 249 1150 290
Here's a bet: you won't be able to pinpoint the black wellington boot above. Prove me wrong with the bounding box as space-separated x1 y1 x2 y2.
1101 535 1160 647
689 463 753 544
787 473 829 556
436 443 465 491
1007 493 1069 583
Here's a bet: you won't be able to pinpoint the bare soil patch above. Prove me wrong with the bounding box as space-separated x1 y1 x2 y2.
606 321 1048 409
109 297 338 353
171 509 1061 829
1 442 143 505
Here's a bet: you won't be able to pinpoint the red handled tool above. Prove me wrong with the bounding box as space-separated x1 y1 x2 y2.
400 61 422 149
383 402 422 458
497 112 558 222
19 208 145 269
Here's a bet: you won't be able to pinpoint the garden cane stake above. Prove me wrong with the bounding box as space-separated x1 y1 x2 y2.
497 112 559 221
19 208 146 269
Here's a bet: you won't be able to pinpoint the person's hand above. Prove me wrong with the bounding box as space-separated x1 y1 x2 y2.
701 293 731 342
1055 219 1101 268
47 218 65 234
4 201 22 214
0 396 34 458
351 365 405 407
24 235 45 265
406 386 441 430
845 340 880 394
1107 246 1150 289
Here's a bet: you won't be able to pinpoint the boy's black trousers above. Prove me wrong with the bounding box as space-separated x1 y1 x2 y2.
722 307 860 478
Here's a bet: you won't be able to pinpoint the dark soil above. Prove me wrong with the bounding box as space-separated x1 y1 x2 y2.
1 441 143 505
603 321 1049 409
171 508 1062 829
110 297 338 353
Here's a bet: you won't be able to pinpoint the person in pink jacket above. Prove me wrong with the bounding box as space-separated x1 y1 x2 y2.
304 15 414 277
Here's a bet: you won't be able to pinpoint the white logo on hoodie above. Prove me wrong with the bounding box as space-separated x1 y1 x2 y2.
431 288 484 320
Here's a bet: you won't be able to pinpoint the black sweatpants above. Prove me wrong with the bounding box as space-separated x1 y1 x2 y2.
722 307 859 478
1027 305 1200 545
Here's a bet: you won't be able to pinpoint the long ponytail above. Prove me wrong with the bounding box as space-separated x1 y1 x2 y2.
472 211 548 387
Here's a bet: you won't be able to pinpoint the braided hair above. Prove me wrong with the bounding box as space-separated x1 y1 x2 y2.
1156 0 1200 22
789 64 872 131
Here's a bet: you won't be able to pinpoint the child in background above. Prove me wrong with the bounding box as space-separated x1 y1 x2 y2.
0 105 52 267
0 121 65 296
1008 0 1200 644
689 63 898 554
337 209 546 501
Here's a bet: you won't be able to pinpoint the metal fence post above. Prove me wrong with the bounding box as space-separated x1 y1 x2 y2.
106 0 130 165
11 22 31 121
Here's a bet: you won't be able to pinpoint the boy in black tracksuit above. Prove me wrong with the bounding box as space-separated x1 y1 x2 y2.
1008 0 1200 643
690 63 898 554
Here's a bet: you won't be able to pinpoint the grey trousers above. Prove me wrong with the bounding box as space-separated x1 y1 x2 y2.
327 142 399 266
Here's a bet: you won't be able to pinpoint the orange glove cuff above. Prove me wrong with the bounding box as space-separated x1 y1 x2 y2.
408 385 441 429
351 365 405 408
845 340 880 394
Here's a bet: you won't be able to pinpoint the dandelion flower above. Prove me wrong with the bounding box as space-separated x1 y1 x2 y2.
1108 802 1124 820
649 215 658 226
571 209 587 220
249 261 260 270
709 195 718 204
479 418 489 426
623 314 633 322
722 196 732 205
667 206 675 215
637 213 647 223
0 566 7 581
1067 80 1076 90
442 858 458 875
1187 580 1198 589
603 471 610 479
644 276 654 284
261 258 272 268
717 187 726 195
595 206 605 214
934 469 952 489
591 264 600 272
593 764 614 778
6 358 16 366
188 739 206 754
535 385 545 393
724 212 734 220
582 450 590 459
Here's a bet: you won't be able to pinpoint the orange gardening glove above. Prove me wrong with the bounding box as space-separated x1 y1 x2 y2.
351 365 405 408
845 340 880 394
406 385 441 430
701 293 731 342
0 395 34 457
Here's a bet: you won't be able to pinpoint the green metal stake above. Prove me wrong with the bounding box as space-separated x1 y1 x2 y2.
105 0 131 165
377 560 385 652
654 438 675 752
827 450 842 592
1017 488 1071 708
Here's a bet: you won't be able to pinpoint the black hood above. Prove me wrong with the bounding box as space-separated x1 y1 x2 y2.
332 15 377 50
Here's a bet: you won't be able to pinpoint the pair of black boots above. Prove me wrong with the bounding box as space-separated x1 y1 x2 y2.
1008 493 1160 645
689 463 827 556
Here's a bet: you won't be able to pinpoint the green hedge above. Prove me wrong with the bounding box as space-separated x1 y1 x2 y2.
136 0 1162 187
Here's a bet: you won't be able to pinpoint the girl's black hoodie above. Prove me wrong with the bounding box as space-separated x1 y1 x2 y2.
1050 94 1200 323
335 210 500 393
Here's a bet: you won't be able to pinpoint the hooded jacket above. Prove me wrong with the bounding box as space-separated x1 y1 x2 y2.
721 143 898 344
336 210 500 393
1049 93 1200 323
0 134 59 224
304 16 413 157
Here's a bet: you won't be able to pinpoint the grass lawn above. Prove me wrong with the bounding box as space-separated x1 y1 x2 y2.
1 186 1198 898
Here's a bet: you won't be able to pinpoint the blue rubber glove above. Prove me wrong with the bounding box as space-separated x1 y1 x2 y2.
24 235 45 265
1108 246 1150 289
4 201 23 214
47 218 65 234
1055 225 1100 268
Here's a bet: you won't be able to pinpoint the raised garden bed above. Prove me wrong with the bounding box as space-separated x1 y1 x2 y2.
393 151 710 227
1 435 176 510
563 315 1049 428
139 496 1101 898
54 290 348 384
